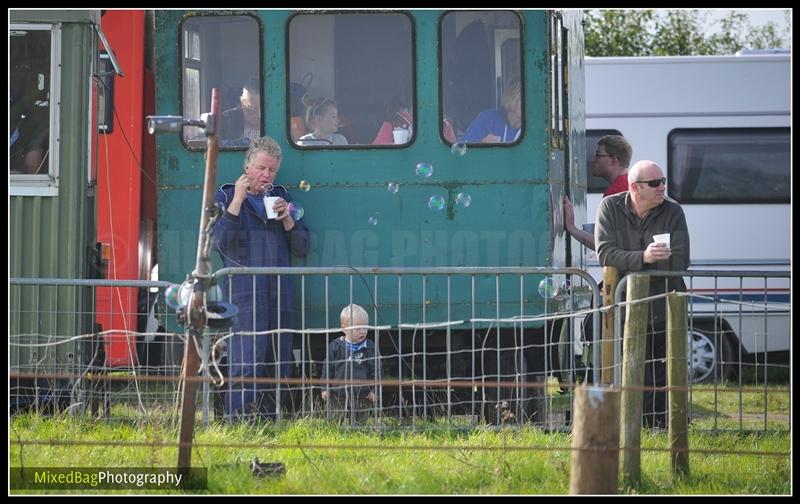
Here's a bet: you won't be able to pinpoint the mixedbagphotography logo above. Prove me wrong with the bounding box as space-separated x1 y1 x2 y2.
11 467 207 490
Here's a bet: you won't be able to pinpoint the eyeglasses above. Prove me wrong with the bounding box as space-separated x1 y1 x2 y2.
636 177 666 188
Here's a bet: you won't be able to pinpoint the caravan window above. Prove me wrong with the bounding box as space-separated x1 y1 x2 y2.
668 128 790 204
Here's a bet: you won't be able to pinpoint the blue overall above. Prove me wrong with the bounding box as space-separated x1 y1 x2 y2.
212 183 309 420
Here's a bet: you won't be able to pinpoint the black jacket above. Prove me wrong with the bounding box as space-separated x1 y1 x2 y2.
322 337 381 398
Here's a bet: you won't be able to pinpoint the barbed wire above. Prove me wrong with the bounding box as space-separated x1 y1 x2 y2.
9 370 790 395
9 438 790 458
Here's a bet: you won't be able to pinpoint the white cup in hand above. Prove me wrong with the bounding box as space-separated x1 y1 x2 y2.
652 233 670 248
263 196 279 219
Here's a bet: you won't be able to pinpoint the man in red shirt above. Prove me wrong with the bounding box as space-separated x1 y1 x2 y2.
564 134 632 250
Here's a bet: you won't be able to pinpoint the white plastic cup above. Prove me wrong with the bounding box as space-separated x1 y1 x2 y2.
652 233 671 248
264 196 279 219
392 128 410 144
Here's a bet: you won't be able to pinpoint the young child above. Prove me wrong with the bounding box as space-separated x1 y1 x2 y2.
321 304 381 421
297 96 348 146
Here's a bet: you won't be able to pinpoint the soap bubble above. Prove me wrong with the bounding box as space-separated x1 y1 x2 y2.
450 142 467 156
387 182 399 194
415 162 433 178
178 281 193 307
368 214 378 226
165 284 181 309
538 277 559 299
298 180 311 192
428 194 446 211
288 202 304 220
455 192 471 207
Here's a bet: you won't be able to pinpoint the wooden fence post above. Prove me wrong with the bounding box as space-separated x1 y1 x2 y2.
602 267 619 384
570 384 620 494
620 273 649 486
667 292 690 478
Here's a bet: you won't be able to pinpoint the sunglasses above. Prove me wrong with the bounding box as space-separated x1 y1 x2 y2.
636 177 666 188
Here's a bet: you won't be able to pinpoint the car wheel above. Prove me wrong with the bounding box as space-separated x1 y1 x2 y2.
688 328 736 383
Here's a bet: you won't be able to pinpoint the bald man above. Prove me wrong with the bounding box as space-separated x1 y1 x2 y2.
595 160 690 429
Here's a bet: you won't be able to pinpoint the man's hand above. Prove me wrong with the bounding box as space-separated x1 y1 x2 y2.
643 242 671 264
226 174 251 216
564 195 576 234
272 197 295 231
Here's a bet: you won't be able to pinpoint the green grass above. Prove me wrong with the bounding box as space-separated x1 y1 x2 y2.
10 411 790 495
689 384 790 431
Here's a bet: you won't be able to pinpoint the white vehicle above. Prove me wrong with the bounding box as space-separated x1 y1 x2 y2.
577 52 790 382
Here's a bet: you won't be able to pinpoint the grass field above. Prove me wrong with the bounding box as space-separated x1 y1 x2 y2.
9 384 790 495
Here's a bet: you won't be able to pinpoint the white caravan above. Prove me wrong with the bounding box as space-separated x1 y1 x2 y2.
578 53 790 382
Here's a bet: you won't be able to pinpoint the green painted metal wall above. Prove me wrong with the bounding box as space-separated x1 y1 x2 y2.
10 11 99 373
153 10 584 328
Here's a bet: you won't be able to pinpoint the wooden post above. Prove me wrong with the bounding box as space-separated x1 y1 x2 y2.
601 267 619 384
177 88 221 478
667 293 690 478
619 273 649 486
569 385 620 494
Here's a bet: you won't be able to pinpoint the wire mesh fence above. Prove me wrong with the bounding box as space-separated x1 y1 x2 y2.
609 270 790 433
9 268 789 433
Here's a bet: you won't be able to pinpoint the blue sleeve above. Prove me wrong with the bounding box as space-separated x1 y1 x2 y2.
287 218 310 258
461 110 493 142
211 189 240 253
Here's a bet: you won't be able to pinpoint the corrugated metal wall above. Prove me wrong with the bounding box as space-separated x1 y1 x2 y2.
10 12 98 375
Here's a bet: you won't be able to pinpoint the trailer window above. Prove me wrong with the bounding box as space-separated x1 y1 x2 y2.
180 15 261 150
440 10 523 146
288 12 414 148
10 24 59 193
668 128 790 204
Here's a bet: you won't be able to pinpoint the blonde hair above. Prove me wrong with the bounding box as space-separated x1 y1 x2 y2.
243 136 282 171
302 95 337 131
501 78 522 113
340 303 369 328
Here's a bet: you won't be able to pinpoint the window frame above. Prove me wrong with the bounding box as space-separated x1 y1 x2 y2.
287 10 416 150
10 22 62 197
438 9 524 148
178 13 263 152
667 127 790 205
